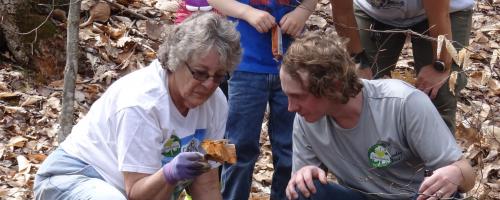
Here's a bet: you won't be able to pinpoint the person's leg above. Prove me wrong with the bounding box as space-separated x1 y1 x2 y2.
354 5 406 78
221 71 269 200
268 73 295 200
34 148 126 200
296 180 367 200
410 9 472 134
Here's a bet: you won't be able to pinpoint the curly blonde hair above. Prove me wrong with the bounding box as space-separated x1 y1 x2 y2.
281 31 363 104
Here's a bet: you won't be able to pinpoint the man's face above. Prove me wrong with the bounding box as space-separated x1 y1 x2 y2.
280 68 330 123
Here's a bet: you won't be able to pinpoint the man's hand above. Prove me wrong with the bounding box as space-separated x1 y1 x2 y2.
286 165 327 200
279 6 311 37
242 8 276 33
416 65 449 99
417 165 463 200
162 152 211 184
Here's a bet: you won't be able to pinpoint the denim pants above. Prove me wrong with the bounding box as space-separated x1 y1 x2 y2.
354 7 472 134
296 180 367 200
33 148 126 200
297 180 461 200
221 71 296 200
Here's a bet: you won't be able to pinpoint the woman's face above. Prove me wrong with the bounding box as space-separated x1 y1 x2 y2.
169 49 227 112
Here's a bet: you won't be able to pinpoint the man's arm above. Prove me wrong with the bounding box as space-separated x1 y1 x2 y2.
416 0 453 99
422 0 453 69
452 158 475 192
330 0 372 79
188 168 222 200
330 0 363 54
208 0 275 33
417 157 475 200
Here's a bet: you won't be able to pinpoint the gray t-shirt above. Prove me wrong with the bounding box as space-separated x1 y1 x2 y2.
292 79 462 199
354 0 474 27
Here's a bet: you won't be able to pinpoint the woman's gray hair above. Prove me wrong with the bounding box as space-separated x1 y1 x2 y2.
157 12 242 72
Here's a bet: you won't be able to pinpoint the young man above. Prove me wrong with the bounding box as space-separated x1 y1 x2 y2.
280 32 474 200
330 0 473 134
208 0 317 199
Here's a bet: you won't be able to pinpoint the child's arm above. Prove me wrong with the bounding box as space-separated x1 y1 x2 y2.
280 0 318 37
208 0 276 33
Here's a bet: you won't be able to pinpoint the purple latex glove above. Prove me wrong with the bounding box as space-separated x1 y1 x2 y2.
162 152 210 184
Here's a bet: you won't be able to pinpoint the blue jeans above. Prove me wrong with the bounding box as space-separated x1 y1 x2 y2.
34 148 126 200
297 180 367 200
221 71 296 200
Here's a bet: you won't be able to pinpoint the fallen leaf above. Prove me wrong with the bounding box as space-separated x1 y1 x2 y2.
456 123 481 147
445 38 459 65
0 92 23 100
471 100 491 123
488 79 500 95
492 49 499 67
7 136 28 148
16 155 31 174
27 153 47 163
449 71 458 96
484 125 500 144
154 0 180 12
20 95 43 107
0 82 9 91
0 143 5 158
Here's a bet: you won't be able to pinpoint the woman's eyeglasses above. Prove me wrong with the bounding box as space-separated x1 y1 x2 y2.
185 62 228 84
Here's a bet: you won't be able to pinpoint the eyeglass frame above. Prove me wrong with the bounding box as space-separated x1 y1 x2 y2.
184 62 229 84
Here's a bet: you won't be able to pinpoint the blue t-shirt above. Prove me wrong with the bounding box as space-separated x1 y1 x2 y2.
231 0 300 74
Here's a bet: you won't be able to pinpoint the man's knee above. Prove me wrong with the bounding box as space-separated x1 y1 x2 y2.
296 180 367 200
296 180 329 200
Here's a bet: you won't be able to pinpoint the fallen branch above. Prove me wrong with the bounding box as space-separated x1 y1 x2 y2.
103 0 149 20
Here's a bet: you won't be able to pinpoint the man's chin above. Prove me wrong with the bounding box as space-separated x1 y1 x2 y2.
302 114 320 123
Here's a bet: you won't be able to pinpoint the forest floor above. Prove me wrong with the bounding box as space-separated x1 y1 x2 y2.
0 0 499 199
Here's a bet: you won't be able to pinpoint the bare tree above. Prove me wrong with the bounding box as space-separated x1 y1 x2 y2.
58 0 80 142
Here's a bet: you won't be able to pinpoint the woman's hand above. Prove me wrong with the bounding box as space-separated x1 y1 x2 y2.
286 165 327 200
162 152 210 184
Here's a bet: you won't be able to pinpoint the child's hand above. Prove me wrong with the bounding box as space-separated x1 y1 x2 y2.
279 6 311 37
243 8 276 33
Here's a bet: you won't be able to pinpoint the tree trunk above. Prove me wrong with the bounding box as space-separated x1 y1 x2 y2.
58 0 80 142
0 0 29 65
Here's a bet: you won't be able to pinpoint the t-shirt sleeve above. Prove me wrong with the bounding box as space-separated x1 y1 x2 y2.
111 107 163 174
292 116 323 173
401 90 462 169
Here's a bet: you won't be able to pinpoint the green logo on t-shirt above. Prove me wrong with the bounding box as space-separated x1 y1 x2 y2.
162 135 181 157
368 143 392 168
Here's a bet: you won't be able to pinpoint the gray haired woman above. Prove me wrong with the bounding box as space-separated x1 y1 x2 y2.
34 12 241 200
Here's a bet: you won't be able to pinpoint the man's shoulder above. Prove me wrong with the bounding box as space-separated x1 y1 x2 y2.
362 79 418 100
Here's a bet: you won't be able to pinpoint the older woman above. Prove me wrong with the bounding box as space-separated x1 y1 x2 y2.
34 12 241 200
